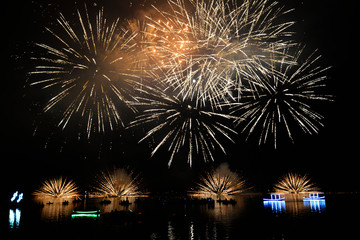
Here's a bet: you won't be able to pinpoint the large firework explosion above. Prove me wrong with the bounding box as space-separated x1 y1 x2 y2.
26 0 333 166
30 4 143 138
230 46 333 148
191 164 249 199
33 177 80 199
129 75 238 167
144 0 294 104
274 172 318 194
92 167 143 197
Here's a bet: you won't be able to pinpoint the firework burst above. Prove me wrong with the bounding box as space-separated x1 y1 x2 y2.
192 164 248 199
25 1 334 167
125 18 159 72
274 172 318 194
129 77 238 167
230 47 333 148
33 177 80 199
30 5 142 138
144 0 294 103
93 167 143 197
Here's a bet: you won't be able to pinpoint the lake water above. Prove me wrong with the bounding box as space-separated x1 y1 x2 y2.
8 194 360 239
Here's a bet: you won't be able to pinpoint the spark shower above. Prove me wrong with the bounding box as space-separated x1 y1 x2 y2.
29 0 333 166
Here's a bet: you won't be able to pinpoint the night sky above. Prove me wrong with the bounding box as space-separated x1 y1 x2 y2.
4 0 358 196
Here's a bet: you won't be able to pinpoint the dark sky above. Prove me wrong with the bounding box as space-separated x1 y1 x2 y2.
4 0 358 194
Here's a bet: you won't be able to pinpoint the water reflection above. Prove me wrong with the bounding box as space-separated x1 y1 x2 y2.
304 200 326 213
35 196 248 225
30 194 328 239
38 199 74 222
263 194 326 215
263 200 286 213
207 196 245 222
189 220 194 240
34 197 139 222
146 196 246 240
95 197 138 213
161 219 230 240
286 200 326 216
9 208 21 229
168 220 175 240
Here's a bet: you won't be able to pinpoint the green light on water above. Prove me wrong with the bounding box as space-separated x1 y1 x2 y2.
71 210 100 218
71 213 98 218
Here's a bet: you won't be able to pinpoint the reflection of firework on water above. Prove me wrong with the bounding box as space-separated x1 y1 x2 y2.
33 177 80 199
30 5 142 137
129 79 238 167
230 47 333 148
274 172 318 194
93 168 143 197
192 164 249 199
145 0 294 103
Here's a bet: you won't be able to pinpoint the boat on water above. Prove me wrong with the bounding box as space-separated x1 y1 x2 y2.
263 194 286 213
303 192 325 201
263 193 285 201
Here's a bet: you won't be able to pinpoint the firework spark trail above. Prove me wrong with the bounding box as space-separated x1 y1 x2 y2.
193 164 248 199
274 172 318 194
125 18 160 73
93 167 143 197
26 1 334 161
143 0 294 104
30 5 143 138
230 46 333 148
152 60 236 108
128 75 239 167
33 177 80 199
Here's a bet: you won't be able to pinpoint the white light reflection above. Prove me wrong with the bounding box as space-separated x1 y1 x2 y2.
9 209 14 228
16 209 21 227
190 220 194 240
304 200 326 213
168 220 175 240
9 209 21 229
263 200 286 213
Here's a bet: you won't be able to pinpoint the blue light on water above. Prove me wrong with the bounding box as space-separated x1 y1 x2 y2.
9 209 21 229
263 200 286 213
9 209 14 228
303 199 326 212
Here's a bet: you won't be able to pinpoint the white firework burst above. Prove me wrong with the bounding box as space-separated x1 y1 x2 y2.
30 5 143 138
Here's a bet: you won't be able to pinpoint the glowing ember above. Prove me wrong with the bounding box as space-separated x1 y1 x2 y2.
191 164 249 199
33 177 80 199
274 172 318 194
92 167 143 197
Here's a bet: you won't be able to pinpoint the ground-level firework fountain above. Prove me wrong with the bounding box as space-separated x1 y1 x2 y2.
189 163 249 199
274 172 318 194
92 167 144 198
33 177 81 200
